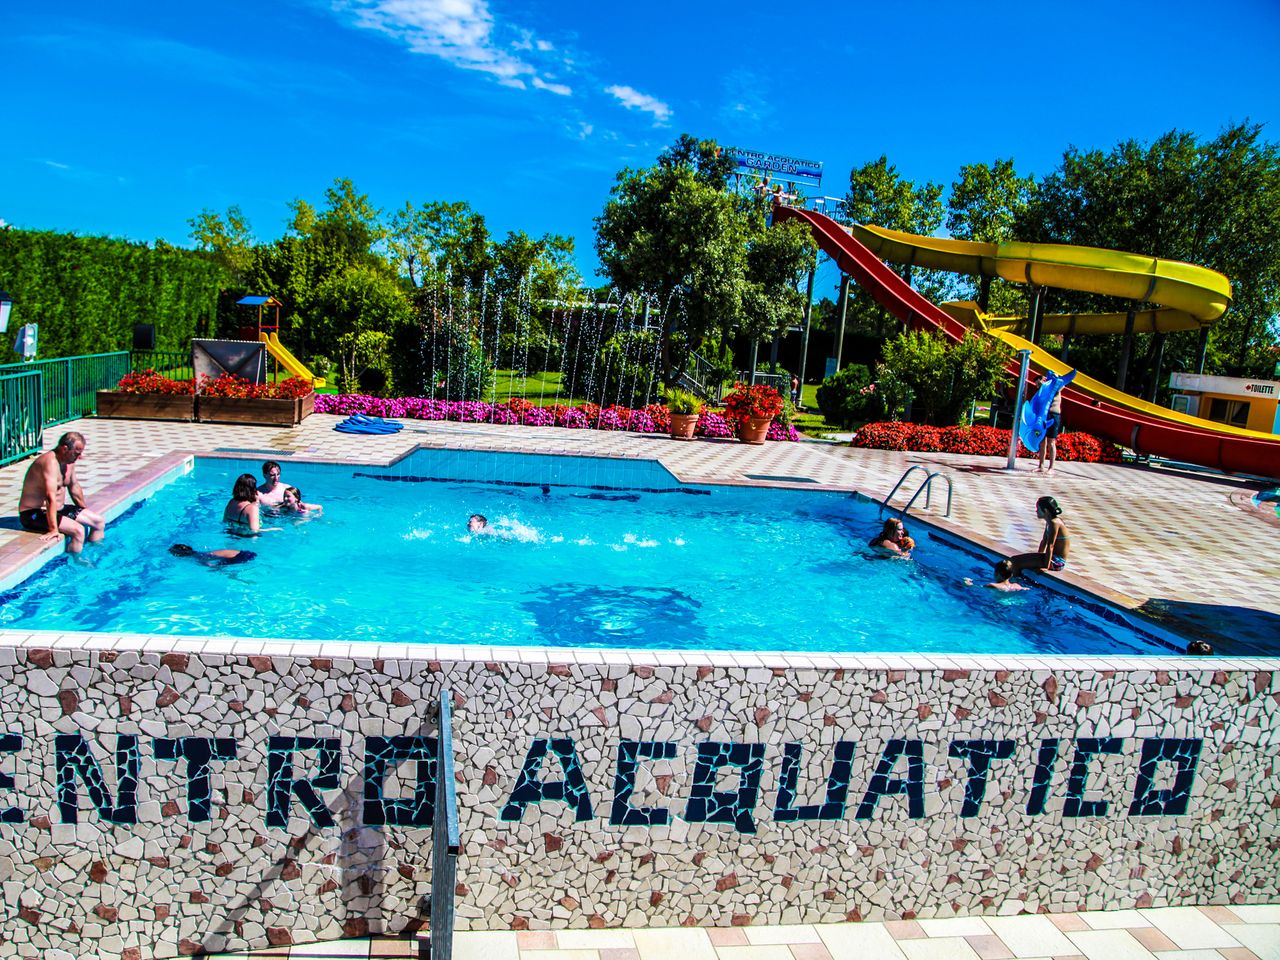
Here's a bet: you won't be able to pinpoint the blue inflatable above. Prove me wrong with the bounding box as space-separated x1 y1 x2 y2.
334 414 404 435
1018 369 1076 452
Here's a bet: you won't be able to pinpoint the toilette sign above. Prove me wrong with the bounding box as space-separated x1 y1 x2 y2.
0 733 1203 835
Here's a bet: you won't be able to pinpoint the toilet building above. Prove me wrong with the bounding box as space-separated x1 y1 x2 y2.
1169 372 1280 434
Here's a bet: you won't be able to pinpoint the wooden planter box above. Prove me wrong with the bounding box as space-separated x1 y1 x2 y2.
96 390 195 421
196 392 315 427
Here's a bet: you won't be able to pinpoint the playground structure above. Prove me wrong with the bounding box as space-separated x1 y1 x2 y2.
773 204 1280 478
235 295 325 388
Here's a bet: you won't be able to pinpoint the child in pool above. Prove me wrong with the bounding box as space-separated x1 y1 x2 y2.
280 486 322 515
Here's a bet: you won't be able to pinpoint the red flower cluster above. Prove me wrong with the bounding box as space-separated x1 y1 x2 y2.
114 370 196 395
197 374 313 399
505 397 534 415
852 422 1123 463
722 382 784 424
643 402 671 432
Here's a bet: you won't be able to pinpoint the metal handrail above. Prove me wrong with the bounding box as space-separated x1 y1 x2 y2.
881 466 954 518
428 688 460 960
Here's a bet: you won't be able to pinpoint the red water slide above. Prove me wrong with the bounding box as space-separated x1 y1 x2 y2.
775 205 1280 478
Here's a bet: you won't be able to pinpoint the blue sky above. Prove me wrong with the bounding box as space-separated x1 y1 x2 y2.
4 0 1279 285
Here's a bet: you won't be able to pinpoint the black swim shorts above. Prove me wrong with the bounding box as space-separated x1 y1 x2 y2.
1044 415 1062 439
18 504 81 533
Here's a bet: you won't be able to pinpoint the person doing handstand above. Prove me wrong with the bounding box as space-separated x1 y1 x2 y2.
169 544 256 567
1010 496 1070 575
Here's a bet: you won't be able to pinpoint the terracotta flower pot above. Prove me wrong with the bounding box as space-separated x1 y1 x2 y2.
737 415 772 445
669 413 699 440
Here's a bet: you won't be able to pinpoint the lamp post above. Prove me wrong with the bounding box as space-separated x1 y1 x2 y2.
0 290 13 334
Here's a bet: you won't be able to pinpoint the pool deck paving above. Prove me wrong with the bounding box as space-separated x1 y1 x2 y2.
201 903 1280 958
1 415 1279 958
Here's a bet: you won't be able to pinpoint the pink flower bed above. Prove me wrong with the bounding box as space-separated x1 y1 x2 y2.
315 395 802 441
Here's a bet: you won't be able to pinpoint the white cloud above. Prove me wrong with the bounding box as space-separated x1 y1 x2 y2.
605 84 671 125
532 76 572 96
335 0 567 94
43 160 70 170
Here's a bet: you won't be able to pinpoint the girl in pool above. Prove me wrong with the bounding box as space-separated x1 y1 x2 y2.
869 518 913 557
280 486 322 515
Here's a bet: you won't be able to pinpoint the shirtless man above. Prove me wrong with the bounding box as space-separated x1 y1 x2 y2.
1039 378 1064 472
17 431 106 554
1010 496 1070 575
257 460 287 506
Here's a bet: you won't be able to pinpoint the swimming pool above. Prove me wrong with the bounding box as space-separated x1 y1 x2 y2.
0 450 1174 655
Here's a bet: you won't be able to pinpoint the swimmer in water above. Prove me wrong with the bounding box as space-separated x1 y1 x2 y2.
169 543 256 567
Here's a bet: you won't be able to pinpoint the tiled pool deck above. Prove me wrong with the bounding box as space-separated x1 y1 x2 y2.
200 903 1280 959
1 414 1278 959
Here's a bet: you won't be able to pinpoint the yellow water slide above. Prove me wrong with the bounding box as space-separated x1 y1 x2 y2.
848 223 1232 333
259 332 325 388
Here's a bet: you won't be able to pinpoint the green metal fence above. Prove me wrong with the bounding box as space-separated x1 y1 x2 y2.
0 370 44 466
0 352 132 427
131 350 194 382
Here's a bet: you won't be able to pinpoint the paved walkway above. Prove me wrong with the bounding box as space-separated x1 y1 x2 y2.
209 904 1280 958
3 415 1277 652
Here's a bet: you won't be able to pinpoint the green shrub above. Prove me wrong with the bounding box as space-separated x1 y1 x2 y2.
879 330 1010 425
815 363 875 427
663 387 702 414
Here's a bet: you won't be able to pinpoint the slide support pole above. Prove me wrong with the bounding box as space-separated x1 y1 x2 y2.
1006 349 1032 470
835 274 850 371
1147 333 1167 403
1196 327 1210 375
1116 310 1136 391
798 258 816 395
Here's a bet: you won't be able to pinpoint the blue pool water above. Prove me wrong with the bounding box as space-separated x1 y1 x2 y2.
0 452 1171 655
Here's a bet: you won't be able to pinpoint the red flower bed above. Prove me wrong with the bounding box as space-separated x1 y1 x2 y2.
852 422 1122 463
115 369 195 395
197 374 313 399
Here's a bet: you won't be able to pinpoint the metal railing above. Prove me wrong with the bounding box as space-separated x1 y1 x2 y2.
740 371 790 395
0 352 131 427
428 689 461 960
0 370 44 466
881 465 954 518
131 350 194 382
684 351 726 402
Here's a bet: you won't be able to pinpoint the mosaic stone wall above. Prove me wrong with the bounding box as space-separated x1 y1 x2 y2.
0 644 1276 959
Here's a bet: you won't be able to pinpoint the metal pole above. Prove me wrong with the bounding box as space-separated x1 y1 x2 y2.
1146 333 1167 403
1117 310 1136 391
1195 326 1209 374
1006 349 1032 470
798 259 816 392
835 274 850 371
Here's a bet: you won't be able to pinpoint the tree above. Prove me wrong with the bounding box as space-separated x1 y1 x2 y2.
311 267 413 391
946 159 1036 317
188 205 255 279
595 134 814 381
1019 122 1280 382
839 157 948 337
386 200 492 290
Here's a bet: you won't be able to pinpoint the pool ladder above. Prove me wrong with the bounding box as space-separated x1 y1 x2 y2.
881 465 954 518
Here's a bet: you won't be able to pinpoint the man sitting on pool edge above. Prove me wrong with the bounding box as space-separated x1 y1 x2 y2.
17 431 106 554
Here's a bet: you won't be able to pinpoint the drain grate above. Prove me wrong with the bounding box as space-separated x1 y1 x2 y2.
214 448 296 456
744 474 817 483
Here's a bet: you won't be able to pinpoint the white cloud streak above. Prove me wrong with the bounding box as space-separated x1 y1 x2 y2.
604 84 671 125
335 0 571 94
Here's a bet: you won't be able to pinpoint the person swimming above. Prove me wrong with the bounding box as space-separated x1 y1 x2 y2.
869 518 912 557
169 544 256 567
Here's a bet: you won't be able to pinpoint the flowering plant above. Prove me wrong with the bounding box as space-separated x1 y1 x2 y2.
114 369 196 395
851 422 1122 463
313 394 803 441
197 374 314 399
722 382 783 424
